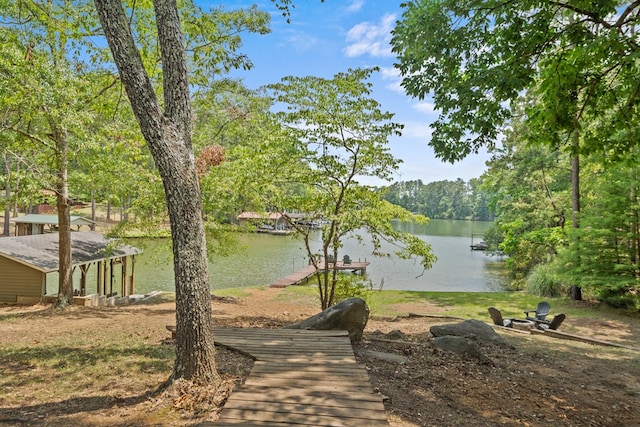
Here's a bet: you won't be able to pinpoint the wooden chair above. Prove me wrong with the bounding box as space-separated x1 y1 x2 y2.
536 313 566 330
488 307 512 327
342 254 351 265
524 301 551 322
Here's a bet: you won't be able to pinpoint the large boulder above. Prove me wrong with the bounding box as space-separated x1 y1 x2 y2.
430 319 511 347
284 297 369 341
432 335 492 364
430 319 513 365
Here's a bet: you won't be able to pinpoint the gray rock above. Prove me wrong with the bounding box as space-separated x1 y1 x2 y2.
284 297 369 341
430 319 511 347
432 336 493 364
363 350 408 364
386 330 407 341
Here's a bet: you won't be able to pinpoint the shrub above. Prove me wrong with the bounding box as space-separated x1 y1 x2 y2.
597 289 638 310
526 263 566 297
333 274 370 305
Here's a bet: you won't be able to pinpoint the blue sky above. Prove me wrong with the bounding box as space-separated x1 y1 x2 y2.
213 0 490 185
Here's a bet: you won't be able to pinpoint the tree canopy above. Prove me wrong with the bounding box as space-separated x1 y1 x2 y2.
267 68 435 308
391 1 640 163
201 68 435 309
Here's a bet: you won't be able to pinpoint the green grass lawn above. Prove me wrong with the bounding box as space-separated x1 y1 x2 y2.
212 284 640 326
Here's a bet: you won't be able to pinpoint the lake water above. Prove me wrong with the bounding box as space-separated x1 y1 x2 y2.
127 219 507 293
46 219 507 294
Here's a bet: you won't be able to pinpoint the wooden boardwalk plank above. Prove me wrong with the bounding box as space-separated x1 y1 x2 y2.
249 362 364 372
214 328 350 337
227 386 385 406
219 407 387 426
222 397 388 418
244 379 374 393
206 328 388 426
249 363 371 380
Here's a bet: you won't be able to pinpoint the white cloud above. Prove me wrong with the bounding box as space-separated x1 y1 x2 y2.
401 119 433 140
344 0 365 13
379 66 404 93
343 13 396 58
281 30 320 53
380 66 400 79
413 102 437 115
385 79 404 93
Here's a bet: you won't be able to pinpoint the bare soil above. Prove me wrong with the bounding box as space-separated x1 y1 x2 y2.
1 287 639 426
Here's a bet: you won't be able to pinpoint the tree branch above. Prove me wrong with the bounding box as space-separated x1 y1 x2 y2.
94 0 163 149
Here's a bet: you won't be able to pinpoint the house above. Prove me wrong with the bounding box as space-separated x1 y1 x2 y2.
11 214 95 236
0 231 141 304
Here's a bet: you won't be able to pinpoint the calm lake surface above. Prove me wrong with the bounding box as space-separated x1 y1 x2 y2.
127 219 508 293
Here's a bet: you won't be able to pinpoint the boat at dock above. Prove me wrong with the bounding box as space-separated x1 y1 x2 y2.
470 233 488 250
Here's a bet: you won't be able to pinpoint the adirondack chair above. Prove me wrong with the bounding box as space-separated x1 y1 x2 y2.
342 254 352 265
524 301 566 330
524 301 551 322
488 307 512 327
490 306 566 330
537 313 566 330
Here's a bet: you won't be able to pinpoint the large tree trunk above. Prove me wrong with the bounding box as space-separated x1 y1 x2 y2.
94 0 219 384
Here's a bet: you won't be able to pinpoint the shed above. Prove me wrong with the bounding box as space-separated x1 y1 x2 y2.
0 231 141 304
12 214 95 236
237 211 295 230
237 211 283 224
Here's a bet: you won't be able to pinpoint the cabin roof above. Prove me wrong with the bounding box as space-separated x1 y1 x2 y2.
0 231 141 273
237 212 307 220
11 214 95 226
237 212 284 220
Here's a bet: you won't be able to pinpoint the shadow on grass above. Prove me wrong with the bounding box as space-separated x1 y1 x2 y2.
0 343 173 390
0 390 162 423
0 305 176 323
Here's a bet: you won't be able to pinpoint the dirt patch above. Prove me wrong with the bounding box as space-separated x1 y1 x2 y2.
1 290 639 426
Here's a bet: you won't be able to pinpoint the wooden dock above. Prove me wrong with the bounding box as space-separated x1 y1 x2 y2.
202 328 388 426
269 261 371 288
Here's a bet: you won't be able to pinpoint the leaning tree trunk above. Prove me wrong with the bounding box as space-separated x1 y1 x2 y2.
94 0 219 384
158 132 218 382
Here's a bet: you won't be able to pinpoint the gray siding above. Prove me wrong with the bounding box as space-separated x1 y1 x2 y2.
0 257 44 303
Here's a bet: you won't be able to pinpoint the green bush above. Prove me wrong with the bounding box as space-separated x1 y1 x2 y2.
597 289 638 310
526 263 566 297
333 274 370 305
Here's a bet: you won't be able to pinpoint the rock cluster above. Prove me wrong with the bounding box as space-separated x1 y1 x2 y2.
285 297 369 341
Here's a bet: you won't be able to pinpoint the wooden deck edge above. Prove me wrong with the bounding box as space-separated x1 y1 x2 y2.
531 328 640 351
489 323 531 334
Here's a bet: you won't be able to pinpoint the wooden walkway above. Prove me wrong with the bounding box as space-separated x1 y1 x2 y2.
202 328 388 426
269 262 370 288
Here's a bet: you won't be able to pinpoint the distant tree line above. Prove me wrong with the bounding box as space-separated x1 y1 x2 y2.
380 178 494 221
